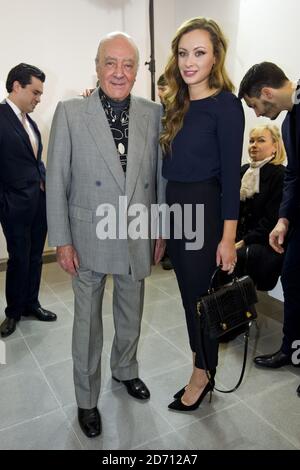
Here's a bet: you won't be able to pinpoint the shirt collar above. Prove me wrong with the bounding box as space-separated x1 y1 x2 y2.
6 97 23 119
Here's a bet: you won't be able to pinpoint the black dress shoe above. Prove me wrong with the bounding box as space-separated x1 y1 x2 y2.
0 318 19 338
297 384 300 397
161 256 173 270
112 377 150 400
23 307 57 322
78 407 101 438
254 350 291 368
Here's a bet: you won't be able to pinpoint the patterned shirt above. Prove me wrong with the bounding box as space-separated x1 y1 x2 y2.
99 88 130 174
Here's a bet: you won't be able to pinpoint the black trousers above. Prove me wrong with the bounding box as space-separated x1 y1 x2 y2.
1 190 47 319
166 180 222 370
280 220 300 356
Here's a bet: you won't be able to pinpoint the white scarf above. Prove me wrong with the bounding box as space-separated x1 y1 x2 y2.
240 156 273 201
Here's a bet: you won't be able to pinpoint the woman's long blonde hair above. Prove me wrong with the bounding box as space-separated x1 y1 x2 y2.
249 125 286 165
160 17 234 154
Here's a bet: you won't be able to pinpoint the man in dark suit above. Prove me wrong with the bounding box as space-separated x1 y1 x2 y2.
0 63 57 338
239 62 300 396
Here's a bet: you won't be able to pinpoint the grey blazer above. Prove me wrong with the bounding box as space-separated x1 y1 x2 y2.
46 89 165 280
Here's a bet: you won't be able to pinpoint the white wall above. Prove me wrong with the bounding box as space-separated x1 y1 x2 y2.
0 0 177 259
234 0 300 157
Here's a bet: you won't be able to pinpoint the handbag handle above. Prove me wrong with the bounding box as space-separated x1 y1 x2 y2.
208 266 237 293
209 267 249 308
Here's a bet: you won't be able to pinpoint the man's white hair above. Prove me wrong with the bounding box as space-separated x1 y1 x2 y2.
95 31 139 66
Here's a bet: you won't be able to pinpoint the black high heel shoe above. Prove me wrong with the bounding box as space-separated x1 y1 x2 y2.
173 385 187 399
168 381 213 411
173 369 216 399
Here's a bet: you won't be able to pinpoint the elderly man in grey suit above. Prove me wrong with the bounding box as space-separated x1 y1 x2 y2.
46 32 165 438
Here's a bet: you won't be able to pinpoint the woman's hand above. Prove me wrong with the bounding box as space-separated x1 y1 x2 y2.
216 239 237 274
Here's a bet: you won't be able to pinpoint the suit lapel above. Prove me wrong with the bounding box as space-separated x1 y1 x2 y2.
27 114 42 159
126 97 149 204
1 103 39 160
84 90 125 192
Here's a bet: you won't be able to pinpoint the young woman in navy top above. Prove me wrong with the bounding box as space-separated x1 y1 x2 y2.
160 17 245 411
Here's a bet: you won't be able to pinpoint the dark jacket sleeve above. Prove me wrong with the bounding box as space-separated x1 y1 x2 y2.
279 106 300 222
243 166 285 245
217 95 245 220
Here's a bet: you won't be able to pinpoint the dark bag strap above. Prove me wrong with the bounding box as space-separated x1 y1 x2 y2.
200 324 251 393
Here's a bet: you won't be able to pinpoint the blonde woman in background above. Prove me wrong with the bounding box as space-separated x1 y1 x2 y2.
235 124 286 291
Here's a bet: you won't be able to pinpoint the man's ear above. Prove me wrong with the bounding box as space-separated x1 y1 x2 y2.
261 87 274 100
12 80 21 93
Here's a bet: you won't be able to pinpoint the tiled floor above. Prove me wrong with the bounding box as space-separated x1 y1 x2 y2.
0 263 299 450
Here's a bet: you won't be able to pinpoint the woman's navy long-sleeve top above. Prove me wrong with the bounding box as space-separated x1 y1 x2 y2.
162 90 245 220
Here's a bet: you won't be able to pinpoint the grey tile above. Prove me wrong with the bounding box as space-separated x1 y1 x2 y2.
143 298 185 333
149 264 175 279
144 284 171 306
43 353 121 407
247 377 300 448
134 432 191 450
179 402 296 450
42 262 71 285
256 295 283 318
0 371 58 429
64 299 75 315
49 281 74 302
18 302 73 337
160 325 191 358
148 277 180 298
138 333 190 378
43 358 76 407
64 389 172 449
253 331 284 355
250 313 283 339
216 343 296 400
0 337 38 379
146 365 238 430
265 309 284 323
285 364 300 378
0 410 81 450
37 283 60 307
25 325 72 368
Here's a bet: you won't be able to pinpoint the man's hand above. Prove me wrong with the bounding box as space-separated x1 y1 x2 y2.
154 238 166 265
81 88 95 98
56 244 80 276
269 218 290 254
